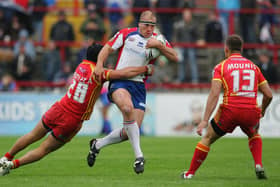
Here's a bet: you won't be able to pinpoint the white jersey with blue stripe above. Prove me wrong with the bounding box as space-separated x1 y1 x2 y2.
107 27 170 82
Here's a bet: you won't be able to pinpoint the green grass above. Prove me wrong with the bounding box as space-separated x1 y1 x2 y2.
0 136 279 187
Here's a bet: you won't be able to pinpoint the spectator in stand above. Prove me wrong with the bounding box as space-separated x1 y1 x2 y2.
13 29 36 61
132 0 151 27
173 9 199 83
9 15 24 41
256 49 278 84
0 9 9 41
80 5 105 42
29 0 48 42
41 40 61 81
106 0 129 36
216 0 240 37
204 11 224 81
152 0 180 41
240 0 257 44
239 0 257 58
50 10 75 61
84 0 106 18
10 44 33 81
0 73 17 92
258 0 277 44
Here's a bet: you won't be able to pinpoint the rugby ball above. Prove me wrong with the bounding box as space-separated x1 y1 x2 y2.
146 34 166 60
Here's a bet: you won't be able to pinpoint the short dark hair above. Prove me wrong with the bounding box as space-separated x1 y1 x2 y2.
226 34 243 52
86 43 103 62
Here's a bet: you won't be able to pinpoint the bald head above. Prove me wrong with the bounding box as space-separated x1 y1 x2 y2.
139 10 156 24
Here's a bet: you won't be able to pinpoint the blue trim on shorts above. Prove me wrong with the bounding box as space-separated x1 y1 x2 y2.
108 80 146 111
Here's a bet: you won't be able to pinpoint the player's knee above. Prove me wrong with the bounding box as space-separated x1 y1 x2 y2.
120 104 133 116
203 133 217 146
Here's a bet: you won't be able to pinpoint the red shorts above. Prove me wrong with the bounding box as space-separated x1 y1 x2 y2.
42 102 83 143
212 104 261 137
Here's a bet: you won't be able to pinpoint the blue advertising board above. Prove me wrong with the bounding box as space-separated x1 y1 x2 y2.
0 92 156 136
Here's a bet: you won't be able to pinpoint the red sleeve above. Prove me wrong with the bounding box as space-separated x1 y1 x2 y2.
107 28 137 48
212 63 222 81
102 69 112 82
256 66 267 85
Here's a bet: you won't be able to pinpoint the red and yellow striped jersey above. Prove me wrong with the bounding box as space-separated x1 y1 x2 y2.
59 60 111 120
213 53 267 107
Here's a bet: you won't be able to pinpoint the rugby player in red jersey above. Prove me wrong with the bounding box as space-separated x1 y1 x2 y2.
181 34 273 180
0 43 154 176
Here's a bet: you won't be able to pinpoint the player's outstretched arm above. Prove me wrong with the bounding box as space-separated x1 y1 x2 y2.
259 82 273 117
107 65 154 80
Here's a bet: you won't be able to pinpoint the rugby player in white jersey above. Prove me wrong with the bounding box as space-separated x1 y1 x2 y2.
87 10 178 174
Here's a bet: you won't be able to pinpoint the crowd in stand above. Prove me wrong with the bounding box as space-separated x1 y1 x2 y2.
0 0 279 91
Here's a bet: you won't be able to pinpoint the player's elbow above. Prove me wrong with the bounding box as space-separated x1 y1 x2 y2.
169 51 179 62
166 55 179 63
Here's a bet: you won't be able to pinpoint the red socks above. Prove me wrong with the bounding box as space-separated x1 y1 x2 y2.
187 142 210 175
249 134 263 167
4 152 14 161
4 152 20 169
12 160 20 169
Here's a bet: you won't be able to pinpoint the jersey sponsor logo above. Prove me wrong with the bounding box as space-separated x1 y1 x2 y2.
137 41 144 48
79 67 86 73
234 92 256 97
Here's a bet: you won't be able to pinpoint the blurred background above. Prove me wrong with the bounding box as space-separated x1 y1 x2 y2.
0 0 279 137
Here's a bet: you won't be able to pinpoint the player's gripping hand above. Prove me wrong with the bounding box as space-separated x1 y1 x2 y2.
196 120 208 136
146 37 163 49
94 65 104 82
145 64 154 76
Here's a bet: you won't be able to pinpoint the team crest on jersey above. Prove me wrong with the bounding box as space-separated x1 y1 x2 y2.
79 67 89 78
137 42 144 48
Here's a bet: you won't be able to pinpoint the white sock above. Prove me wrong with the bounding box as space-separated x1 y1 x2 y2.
124 121 143 158
96 128 125 150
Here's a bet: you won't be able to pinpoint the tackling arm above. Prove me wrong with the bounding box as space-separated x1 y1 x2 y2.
94 44 114 81
107 65 154 80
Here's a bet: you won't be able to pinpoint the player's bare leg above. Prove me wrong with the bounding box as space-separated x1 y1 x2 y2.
182 124 220 179
1 120 48 162
0 134 64 176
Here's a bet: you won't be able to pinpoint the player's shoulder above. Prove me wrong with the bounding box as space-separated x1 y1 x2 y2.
76 60 95 75
214 59 226 70
119 27 138 35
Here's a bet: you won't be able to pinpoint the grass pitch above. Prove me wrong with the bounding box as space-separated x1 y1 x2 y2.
0 136 279 187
